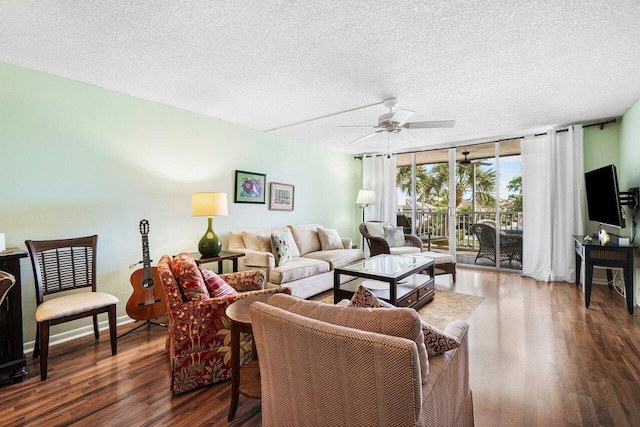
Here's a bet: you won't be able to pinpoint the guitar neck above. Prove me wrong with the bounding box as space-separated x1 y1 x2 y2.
141 234 153 283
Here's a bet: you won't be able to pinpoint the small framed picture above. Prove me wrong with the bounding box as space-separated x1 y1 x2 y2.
234 170 266 204
269 182 295 211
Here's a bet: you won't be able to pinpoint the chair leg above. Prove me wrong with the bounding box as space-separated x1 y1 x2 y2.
40 322 50 381
93 314 100 339
108 305 117 356
33 322 41 358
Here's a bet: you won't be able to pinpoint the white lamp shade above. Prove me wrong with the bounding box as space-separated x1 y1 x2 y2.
192 192 228 216
356 189 377 206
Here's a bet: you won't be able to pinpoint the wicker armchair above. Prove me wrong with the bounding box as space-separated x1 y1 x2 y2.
469 222 522 265
157 254 290 394
359 221 423 257
360 221 456 281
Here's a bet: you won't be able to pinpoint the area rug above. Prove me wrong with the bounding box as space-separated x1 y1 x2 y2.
319 290 484 329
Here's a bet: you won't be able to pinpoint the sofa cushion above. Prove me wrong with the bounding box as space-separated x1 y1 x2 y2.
348 286 460 357
268 293 429 384
318 228 344 250
420 251 455 265
389 246 422 255
171 253 209 301
303 249 363 269
240 227 300 257
198 267 238 297
288 224 322 255
271 231 292 266
269 257 330 285
384 225 406 247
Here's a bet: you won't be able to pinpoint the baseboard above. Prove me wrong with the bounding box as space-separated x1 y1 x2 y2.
23 315 135 355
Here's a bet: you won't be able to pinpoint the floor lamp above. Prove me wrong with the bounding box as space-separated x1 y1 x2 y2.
356 189 377 250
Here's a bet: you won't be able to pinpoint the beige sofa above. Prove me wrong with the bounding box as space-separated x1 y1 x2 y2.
251 294 474 426
228 224 364 299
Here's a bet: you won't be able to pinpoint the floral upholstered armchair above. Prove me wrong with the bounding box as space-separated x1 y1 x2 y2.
157 253 291 394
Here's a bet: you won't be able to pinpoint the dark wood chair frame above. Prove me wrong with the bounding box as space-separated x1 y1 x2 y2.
359 221 457 282
25 235 117 381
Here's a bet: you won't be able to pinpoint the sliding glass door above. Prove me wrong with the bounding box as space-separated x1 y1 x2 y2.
397 139 522 271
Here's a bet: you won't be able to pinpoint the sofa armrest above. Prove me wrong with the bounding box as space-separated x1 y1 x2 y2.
341 237 353 249
230 248 275 268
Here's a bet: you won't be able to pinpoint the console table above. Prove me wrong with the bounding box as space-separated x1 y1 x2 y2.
573 235 636 314
0 248 28 383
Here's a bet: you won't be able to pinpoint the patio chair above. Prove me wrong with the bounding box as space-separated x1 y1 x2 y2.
469 222 522 265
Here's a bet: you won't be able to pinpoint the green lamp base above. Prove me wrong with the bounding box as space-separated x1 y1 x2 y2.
198 217 221 258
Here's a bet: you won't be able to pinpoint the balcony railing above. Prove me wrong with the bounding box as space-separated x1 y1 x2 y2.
397 209 523 250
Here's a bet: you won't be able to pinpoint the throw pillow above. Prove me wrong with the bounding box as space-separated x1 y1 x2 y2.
318 228 344 250
198 267 238 297
421 321 461 357
171 253 209 301
271 232 292 266
384 226 406 247
364 221 386 238
348 285 461 357
348 285 394 308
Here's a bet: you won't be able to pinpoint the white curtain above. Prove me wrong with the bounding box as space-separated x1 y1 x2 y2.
362 154 397 224
522 126 585 282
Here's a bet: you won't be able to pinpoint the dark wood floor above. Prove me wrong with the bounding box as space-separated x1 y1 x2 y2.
1 268 639 426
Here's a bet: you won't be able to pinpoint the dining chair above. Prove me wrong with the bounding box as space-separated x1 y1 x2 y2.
25 235 118 380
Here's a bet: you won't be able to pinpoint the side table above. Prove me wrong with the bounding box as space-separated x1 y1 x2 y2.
0 248 29 384
191 250 244 274
225 293 273 421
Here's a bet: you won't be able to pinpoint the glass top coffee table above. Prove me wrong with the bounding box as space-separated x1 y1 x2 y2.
333 254 435 309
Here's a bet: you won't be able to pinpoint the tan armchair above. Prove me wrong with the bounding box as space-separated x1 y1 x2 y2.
250 294 474 426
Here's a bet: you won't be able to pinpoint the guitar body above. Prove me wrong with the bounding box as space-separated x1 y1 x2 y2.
125 219 167 321
126 267 166 321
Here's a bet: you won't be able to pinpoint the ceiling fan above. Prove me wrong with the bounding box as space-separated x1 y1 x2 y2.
343 98 455 144
459 151 491 166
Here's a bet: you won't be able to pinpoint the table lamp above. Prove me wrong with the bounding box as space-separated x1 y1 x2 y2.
192 192 228 257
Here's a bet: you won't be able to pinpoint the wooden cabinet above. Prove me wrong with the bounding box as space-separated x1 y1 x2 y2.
0 249 28 383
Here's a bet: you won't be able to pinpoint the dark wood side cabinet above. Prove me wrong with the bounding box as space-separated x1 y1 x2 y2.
0 249 28 383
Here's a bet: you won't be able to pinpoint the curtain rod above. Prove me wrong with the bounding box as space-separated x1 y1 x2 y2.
354 118 618 159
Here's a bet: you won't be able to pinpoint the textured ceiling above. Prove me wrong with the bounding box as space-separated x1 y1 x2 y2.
1 1 639 155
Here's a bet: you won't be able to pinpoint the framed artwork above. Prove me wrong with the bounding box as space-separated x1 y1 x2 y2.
269 182 295 211
234 170 266 204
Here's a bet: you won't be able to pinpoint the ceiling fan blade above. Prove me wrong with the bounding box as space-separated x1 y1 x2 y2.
403 120 455 129
339 125 377 128
391 109 415 125
349 130 384 144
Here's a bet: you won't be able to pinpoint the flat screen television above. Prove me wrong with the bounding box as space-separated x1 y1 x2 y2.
584 164 625 228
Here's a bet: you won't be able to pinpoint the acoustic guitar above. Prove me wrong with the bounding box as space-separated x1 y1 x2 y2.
126 219 167 321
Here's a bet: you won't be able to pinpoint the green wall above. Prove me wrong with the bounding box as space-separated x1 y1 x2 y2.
0 62 360 345
583 121 621 236
619 99 640 307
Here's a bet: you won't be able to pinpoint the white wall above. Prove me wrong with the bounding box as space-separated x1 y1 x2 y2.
0 62 360 342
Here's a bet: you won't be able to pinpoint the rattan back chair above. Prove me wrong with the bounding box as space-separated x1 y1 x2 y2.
25 235 118 380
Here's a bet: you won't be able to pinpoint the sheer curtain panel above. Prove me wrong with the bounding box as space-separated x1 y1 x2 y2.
522 126 584 282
